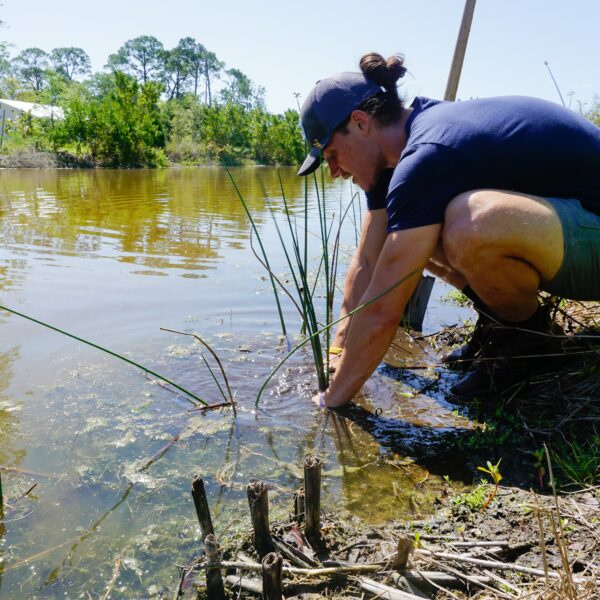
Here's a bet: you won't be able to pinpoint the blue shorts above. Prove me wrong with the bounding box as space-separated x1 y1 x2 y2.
542 198 600 300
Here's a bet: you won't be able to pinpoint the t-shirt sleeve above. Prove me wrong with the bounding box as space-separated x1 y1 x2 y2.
386 143 473 232
365 168 394 210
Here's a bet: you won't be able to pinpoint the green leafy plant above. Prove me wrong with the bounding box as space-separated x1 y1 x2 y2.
228 167 418 404
229 167 353 395
477 459 503 510
452 483 488 512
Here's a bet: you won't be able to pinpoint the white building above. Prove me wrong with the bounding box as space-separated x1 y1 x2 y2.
0 98 64 137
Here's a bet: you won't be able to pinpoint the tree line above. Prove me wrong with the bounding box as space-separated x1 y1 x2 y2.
0 36 305 168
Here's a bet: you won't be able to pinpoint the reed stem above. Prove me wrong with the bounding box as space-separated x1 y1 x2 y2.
0 305 207 406
226 167 288 338
191 475 214 541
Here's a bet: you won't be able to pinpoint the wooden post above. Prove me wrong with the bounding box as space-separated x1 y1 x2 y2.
303 456 322 543
261 552 283 600
247 480 273 557
293 487 305 524
204 534 226 600
392 537 413 571
444 0 477 101
191 475 214 540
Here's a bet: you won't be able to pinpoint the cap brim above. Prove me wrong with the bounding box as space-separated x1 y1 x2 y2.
297 146 321 176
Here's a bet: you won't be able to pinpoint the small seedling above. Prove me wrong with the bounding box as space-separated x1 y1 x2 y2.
413 531 422 548
532 448 546 489
477 459 503 511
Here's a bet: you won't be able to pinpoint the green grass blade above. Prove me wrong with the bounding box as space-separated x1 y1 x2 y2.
225 167 288 338
0 305 207 406
160 327 236 415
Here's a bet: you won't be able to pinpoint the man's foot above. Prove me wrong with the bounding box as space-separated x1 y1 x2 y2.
450 317 564 400
442 313 492 371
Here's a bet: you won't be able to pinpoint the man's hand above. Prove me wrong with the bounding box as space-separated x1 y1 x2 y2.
311 392 325 408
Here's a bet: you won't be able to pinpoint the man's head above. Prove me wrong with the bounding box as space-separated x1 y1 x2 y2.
297 72 382 177
297 52 407 184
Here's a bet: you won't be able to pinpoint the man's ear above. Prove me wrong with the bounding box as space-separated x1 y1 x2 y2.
350 110 370 133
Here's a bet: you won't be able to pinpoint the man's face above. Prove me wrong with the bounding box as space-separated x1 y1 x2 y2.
321 114 384 192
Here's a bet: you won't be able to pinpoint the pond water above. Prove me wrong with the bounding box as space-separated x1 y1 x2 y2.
0 167 474 597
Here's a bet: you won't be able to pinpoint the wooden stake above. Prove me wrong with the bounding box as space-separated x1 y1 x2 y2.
293 486 305 524
392 537 413 571
204 534 226 600
444 0 477 101
247 480 273 557
191 475 214 540
303 456 322 543
261 552 283 600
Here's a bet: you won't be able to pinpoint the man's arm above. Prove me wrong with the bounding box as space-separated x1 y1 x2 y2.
320 223 442 407
329 208 388 350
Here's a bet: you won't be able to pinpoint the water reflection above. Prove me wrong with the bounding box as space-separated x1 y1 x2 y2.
0 168 319 276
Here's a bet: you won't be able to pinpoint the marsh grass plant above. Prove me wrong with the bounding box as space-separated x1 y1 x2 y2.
228 167 418 405
227 167 343 393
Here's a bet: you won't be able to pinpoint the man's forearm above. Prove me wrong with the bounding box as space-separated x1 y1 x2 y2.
331 256 375 347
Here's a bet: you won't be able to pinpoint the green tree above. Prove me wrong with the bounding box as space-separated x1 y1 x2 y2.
201 50 223 106
106 36 165 84
50 47 91 81
56 71 166 166
176 37 206 97
586 98 600 126
13 47 49 91
253 108 304 165
220 68 264 109
0 42 11 95
163 42 193 100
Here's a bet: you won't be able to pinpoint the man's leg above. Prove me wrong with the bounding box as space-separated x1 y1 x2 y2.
440 190 565 397
442 190 564 321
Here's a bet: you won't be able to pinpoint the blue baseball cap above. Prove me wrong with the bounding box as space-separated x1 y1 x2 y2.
297 72 383 176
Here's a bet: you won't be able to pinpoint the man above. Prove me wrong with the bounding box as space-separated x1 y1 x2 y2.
297 52 600 408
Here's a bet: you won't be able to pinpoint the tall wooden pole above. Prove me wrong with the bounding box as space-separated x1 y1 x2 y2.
444 0 477 101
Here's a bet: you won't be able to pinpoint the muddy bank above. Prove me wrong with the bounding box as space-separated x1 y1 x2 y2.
0 149 94 168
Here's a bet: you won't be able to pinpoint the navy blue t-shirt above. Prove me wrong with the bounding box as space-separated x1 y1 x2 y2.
366 96 600 232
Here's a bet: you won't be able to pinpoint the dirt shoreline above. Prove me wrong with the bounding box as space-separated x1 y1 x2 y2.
185 483 599 599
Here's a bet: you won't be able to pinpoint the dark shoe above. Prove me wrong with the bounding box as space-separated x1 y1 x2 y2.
450 356 526 399
450 321 564 400
442 313 492 371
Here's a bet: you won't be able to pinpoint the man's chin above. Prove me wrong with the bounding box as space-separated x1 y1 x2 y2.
352 177 369 191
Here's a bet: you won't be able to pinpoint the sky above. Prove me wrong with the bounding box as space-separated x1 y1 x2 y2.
2 0 599 114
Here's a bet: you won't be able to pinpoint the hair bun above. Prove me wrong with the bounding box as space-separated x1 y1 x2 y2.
359 52 406 91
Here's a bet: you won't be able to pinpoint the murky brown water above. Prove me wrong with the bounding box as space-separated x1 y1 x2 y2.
0 167 473 597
